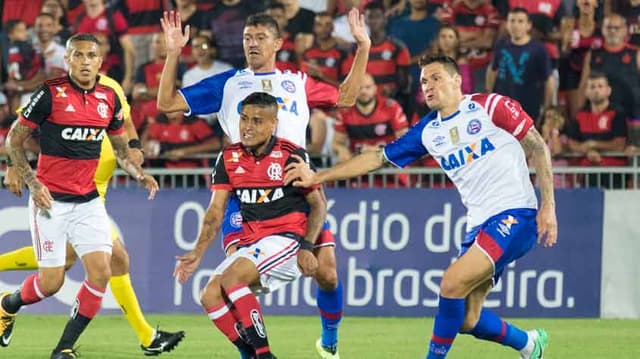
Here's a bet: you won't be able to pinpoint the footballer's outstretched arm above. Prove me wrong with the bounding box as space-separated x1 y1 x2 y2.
174 190 229 283
157 11 190 113
336 8 371 107
285 148 385 187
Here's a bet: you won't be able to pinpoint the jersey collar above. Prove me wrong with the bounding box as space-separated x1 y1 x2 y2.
243 135 277 159
67 74 99 93
246 67 279 76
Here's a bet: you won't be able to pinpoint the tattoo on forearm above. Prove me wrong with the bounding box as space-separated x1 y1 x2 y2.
521 129 555 204
7 123 38 189
110 134 143 178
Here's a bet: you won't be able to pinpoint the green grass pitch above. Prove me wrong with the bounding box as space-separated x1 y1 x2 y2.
2 315 639 358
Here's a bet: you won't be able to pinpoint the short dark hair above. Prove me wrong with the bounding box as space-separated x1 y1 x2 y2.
364 2 385 12
508 7 530 20
245 13 281 39
4 19 25 35
418 54 460 75
315 11 333 19
192 33 216 48
66 33 100 49
241 92 278 112
36 12 56 22
267 2 285 12
588 71 609 83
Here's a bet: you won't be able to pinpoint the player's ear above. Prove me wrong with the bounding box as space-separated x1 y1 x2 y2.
274 37 283 52
453 73 462 88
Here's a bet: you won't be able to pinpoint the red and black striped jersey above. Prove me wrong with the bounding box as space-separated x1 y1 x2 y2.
335 95 408 152
366 38 410 94
146 115 215 168
440 1 500 68
301 44 353 83
276 34 298 72
18 76 124 202
211 137 319 245
566 104 627 166
120 0 166 34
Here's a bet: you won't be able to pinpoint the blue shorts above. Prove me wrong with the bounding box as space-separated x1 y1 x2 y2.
459 208 538 284
221 194 334 251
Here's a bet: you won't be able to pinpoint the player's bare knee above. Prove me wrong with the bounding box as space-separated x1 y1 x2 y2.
315 266 338 290
38 269 66 295
110 242 130 275
439 273 464 298
219 271 242 291
201 279 224 308
85 256 112 287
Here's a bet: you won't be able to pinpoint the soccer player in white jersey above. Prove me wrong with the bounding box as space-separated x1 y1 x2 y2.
157 9 371 359
284 55 558 359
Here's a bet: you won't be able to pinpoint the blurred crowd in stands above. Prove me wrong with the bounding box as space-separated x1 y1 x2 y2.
1 0 640 188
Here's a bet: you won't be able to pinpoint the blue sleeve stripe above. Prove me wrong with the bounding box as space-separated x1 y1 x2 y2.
179 69 237 115
382 148 403 168
177 89 192 116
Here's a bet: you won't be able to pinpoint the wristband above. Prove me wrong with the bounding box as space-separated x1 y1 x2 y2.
298 239 315 252
6 157 13 167
128 139 142 149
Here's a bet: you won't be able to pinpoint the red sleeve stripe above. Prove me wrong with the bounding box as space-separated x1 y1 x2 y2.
211 184 232 191
107 127 125 135
487 94 503 121
18 116 37 129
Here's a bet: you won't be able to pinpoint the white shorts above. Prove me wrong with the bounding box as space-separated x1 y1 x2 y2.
28 197 112 268
213 235 302 294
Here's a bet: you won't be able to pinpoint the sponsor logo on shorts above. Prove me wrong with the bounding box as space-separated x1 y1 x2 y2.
230 211 243 228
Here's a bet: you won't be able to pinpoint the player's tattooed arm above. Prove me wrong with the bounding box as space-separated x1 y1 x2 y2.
520 126 558 247
6 122 38 190
110 133 159 199
109 133 146 180
520 127 555 206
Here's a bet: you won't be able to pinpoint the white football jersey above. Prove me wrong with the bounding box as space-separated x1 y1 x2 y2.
179 68 338 147
384 93 538 229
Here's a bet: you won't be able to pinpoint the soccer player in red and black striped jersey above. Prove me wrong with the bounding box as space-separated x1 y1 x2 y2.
301 12 354 86
333 74 408 162
1 34 158 359
363 2 410 98
175 93 325 359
